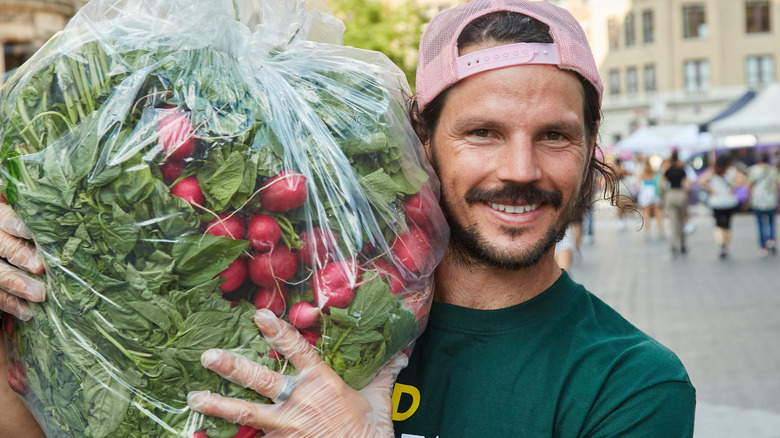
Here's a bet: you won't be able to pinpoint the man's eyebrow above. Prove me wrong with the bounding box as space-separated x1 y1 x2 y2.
538 120 583 134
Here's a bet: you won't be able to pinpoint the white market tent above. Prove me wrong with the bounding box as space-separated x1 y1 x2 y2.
616 124 710 158
708 83 780 137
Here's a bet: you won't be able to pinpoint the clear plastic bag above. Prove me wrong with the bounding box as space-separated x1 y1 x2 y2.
0 0 448 436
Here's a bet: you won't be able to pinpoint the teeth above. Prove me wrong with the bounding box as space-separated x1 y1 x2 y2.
490 203 538 214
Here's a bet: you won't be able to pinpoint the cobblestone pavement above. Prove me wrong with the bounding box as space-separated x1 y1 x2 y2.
569 203 780 438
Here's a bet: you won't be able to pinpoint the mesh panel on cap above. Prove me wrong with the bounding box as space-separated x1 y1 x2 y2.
416 0 603 113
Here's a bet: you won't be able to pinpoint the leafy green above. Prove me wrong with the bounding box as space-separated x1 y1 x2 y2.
0 15 433 437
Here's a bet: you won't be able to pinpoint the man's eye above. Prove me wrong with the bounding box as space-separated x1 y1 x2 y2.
543 132 564 141
470 129 491 137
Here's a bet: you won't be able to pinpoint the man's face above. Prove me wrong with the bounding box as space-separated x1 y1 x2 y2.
426 62 591 270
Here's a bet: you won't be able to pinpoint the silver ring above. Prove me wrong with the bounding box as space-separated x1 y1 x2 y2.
273 377 294 403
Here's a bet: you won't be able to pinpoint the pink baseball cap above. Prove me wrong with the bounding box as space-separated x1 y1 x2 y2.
416 0 603 113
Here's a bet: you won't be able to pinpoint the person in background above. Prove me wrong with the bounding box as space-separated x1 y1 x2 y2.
637 156 664 239
699 154 747 259
613 157 632 231
554 223 579 272
747 153 778 256
663 150 691 256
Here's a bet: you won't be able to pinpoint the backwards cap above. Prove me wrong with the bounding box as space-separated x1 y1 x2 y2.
416 0 603 113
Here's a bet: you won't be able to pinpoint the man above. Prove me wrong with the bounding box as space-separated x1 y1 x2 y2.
187 1 695 437
3 1 695 436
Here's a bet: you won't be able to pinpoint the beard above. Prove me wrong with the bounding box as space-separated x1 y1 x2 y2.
440 182 577 271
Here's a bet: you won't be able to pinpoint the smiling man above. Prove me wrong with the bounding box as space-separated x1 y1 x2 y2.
390 1 696 436
188 1 696 437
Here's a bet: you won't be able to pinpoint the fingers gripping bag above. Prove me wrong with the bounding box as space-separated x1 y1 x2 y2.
0 0 449 436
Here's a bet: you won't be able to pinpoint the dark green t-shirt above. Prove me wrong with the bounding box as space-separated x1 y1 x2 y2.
392 272 695 437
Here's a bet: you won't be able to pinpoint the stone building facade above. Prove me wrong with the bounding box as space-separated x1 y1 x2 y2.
0 0 86 83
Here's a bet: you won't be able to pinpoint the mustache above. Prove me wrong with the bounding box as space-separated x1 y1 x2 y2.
464 183 563 208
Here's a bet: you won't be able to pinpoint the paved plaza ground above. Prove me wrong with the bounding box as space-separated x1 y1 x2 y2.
568 203 780 438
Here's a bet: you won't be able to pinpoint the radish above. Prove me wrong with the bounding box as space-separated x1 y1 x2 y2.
260 171 307 212
253 286 287 317
312 260 362 311
6 361 27 393
247 214 281 252
288 301 320 329
391 227 432 274
247 245 297 288
268 349 282 360
373 258 405 295
192 431 209 438
404 291 431 323
299 328 320 347
206 213 245 239
217 257 247 293
159 111 195 161
159 160 186 182
171 177 205 207
297 227 336 267
404 186 438 230
232 425 262 438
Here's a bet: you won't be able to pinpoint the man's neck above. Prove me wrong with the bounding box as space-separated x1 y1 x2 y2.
432 251 562 310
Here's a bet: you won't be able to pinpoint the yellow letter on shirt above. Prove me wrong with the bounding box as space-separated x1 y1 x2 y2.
392 383 420 421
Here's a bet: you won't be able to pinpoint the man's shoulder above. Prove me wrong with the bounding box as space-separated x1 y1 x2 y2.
566 284 690 382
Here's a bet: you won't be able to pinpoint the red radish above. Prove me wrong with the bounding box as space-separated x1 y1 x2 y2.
6 362 27 393
391 227 432 274
404 291 431 323
253 286 287 317
299 328 320 346
312 261 362 311
247 214 281 252
159 111 195 161
192 431 209 438
268 349 282 360
247 245 297 288
297 227 336 267
159 160 186 182
217 257 247 293
206 213 245 239
288 301 320 329
404 186 437 230
373 258 405 295
232 426 262 438
260 171 308 212
171 177 205 207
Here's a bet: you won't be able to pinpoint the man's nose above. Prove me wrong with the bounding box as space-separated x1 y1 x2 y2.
496 138 543 184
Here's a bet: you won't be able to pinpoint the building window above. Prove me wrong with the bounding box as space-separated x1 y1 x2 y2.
644 64 656 92
746 1 771 33
608 18 619 48
746 55 774 87
624 13 635 47
642 10 655 43
626 67 638 93
609 69 621 95
3 42 34 73
684 60 710 92
683 4 708 38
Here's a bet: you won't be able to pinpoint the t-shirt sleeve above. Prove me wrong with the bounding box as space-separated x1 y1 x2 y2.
584 380 696 438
